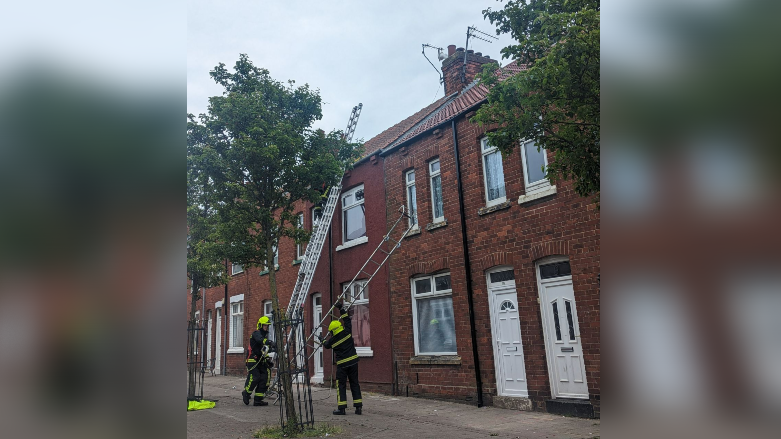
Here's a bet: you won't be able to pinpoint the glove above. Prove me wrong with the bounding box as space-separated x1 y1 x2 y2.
317 333 325 343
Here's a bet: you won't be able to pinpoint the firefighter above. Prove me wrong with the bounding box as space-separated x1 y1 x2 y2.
320 302 362 415
242 316 275 406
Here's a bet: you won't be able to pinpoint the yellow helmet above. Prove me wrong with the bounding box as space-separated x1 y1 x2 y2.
328 320 343 333
257 316 271 329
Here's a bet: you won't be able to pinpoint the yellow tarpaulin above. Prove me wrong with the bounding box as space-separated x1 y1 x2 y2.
187 400 216 411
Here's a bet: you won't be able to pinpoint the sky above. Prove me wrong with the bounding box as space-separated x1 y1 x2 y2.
188 0 519 142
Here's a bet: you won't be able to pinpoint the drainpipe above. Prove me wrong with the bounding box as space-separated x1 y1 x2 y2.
223 259 228 376
452 119 484 407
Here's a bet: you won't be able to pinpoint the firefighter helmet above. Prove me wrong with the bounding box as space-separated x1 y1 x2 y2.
257 316 271 329
328 320 343 333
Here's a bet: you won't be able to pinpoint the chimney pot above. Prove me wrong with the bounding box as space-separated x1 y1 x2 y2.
456 47 465 52
467 49 474 54
475 52 482 57
447 45 456 56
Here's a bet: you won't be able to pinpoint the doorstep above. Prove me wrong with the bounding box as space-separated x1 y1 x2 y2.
493 395 533 411
545 398 595 418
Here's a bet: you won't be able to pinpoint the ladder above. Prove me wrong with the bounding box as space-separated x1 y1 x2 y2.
284 103 362 320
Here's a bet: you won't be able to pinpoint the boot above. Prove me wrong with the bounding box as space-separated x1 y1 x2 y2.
332 406 346 415
355 407 362 415
254 400 268 406
242 390 250 406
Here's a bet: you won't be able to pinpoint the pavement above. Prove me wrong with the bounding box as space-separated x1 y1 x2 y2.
187 374 600 439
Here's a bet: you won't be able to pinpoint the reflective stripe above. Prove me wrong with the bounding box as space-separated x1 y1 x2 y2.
336 380 340 406
330 334 351 348
245 375 253 392
247 359 257 362
337 354 358 365
338 402 347 406
353 399 362 403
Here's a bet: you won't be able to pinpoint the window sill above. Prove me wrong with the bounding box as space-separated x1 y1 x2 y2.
425 219 447 231
335 235 368 252
259 265 280 276
292 259 303 266
478 200 513 216
227 347 244 354
405 226 421 238
518 185 557 205
409 355 461 365
356 347 374 357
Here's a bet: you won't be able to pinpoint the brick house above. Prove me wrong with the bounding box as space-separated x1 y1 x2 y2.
378 45 600 417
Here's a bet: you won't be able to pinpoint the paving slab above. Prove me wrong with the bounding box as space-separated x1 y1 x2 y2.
187 375 600 439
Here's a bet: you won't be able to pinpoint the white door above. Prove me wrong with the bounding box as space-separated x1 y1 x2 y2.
206 310 213 371
312 294 324 382
215 306 222 374
537 258 589 399
487 267 528 397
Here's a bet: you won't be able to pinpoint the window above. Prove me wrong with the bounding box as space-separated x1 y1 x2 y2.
341 185 366 243
429 160 444 222
296 213 305 260
263 300 275 338
312 206 323 229
230 301 244 350
262 245 279 271
231 263 243 275
481 137 507 206
411 273 457 355
405 170 418 227
193 311 201 354
520 139 550 194
343 280 371 353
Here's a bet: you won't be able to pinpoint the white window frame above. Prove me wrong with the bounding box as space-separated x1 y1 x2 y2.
312 206 323 229
411 272 457 356
228 297 244 353
193 310 201 354
481 137 508 207
263 300 275 339
405 169 418 228
343 280 373 356
296 213 305 260
262 245 279 272
339 184 367 247
429 159 444 223
231 263 243 275
519 139 553 195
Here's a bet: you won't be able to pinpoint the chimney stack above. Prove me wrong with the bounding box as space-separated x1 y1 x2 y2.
441 44 497 95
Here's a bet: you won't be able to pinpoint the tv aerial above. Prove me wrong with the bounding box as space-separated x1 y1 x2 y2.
461 26 498 83
422 43 445 85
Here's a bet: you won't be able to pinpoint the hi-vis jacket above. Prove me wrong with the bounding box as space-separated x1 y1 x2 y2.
323 309 359 368
246 328 274 368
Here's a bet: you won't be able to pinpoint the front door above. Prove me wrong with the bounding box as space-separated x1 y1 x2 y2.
206 310 213 371
487 267 528 397
312 294 324 382
537 258 589 399
215 307 222 374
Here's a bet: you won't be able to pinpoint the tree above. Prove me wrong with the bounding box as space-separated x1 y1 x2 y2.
473 0 600 202
189 54 362 430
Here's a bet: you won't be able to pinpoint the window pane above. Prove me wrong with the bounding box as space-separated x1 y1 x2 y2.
416 296 456 353
524 141 546 184
344 205 367 241
343 194 352 206
414 278 432 295
490 269 515 283
354 282 368 301
552 301 562 341
352 303 371 348
434 274 451 291
432 175 443 219
407 170 415 182
355 189 364 201
565 300 576 341
430 160 440 173
408 184 417 225
539 261 571 279
484 150 506 201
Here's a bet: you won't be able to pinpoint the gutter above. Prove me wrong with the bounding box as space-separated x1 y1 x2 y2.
451 118 484 408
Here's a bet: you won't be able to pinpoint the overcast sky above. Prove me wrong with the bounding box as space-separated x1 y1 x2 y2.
188 1 518 142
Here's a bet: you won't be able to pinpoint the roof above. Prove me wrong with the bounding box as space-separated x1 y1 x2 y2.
359 95 451 159
381 62 527 154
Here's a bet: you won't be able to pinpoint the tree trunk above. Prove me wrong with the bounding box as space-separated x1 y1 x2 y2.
268 239 298 430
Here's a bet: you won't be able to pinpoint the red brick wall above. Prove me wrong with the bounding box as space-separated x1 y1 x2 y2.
382 114 600 412
442 50 497 96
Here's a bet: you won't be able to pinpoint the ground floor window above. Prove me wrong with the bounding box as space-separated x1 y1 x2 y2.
411 273 456 355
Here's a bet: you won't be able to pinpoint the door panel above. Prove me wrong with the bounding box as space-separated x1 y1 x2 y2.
488 274 528 397
539 275 589 399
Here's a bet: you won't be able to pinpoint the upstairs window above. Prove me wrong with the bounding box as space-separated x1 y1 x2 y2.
341 185 366 243
296 213 305 260
520 139 550 194
481 137 507 206
231 263 243 275
429 160 444 222
405 170 418 227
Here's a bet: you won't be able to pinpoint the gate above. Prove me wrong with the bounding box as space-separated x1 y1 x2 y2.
187 319 206 402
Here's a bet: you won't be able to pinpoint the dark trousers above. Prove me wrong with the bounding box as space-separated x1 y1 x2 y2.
244 362 270 402
336 363 362 408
